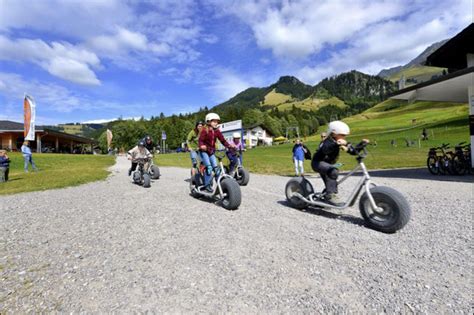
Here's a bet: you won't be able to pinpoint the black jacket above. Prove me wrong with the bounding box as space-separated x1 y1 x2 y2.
141 137 154 153
312 137 356 164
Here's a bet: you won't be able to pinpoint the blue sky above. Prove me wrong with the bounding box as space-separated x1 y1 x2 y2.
0 0 472 124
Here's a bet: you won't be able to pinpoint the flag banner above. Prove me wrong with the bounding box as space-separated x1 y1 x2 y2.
24 94 36 141
106 129 113 149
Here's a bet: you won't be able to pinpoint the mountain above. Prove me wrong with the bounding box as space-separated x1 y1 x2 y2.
315 70 396 104
213 75 313 112
378 39 448 78
213 71 395 114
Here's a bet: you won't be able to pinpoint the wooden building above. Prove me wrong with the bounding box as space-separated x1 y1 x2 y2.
0 120 96 153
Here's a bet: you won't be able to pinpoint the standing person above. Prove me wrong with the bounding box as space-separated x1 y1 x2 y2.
319 132 328 148
226 132 245 174
421 128 428 141
199 113 235 192
142 135 155 153
0 150 10 182
187 121 204 175
21 141 38 172
292 139 307 176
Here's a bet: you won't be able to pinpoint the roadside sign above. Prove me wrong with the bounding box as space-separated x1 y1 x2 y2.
162 131 167 140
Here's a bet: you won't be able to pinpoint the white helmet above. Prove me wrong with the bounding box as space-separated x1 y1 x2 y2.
205 113 220 122
232 132 241 138
328 121 350 135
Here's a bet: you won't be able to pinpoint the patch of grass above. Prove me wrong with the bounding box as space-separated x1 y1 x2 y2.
262 88 293 106
277 96 347 111
387 65 445 83
0 153 114 195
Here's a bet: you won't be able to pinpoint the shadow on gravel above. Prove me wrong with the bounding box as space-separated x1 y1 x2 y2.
350 167 474 183
277 200 366 228
189 193 238 211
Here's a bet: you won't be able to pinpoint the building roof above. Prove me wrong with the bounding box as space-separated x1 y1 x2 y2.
425 23 474 70
389 67 474 102
0 120 96 144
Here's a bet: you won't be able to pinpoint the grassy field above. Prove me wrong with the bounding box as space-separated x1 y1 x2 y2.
0 153 115 195
157 100 470 175
387 65 445 84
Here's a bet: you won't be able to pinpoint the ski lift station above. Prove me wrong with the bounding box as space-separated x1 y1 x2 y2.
390 23 474 167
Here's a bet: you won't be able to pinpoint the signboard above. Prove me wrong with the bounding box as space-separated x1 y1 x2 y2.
24 94 36 141
161 131 167 140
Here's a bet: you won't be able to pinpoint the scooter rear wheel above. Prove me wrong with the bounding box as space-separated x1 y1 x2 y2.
235 167 250 186
359 186 411 233
285 177 313 209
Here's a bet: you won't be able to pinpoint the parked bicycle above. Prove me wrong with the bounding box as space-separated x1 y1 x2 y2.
427 142 472 175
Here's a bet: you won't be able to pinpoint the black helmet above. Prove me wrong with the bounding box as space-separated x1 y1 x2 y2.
138 141 145 147
195 121 204 127
145 135 152 141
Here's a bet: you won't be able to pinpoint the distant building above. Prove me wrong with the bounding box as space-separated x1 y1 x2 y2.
0 120 96 153
243 124 273 148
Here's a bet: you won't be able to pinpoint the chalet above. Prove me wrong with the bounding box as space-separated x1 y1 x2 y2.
243 124 273 148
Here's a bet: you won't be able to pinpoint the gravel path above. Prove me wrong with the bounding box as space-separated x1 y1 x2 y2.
1 156 472 313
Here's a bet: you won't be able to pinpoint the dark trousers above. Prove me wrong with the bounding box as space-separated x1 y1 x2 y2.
312 161 338 194
0 167 9 182
130 162 138 172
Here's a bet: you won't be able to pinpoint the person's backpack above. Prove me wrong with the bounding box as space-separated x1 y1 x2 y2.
303 145 311 160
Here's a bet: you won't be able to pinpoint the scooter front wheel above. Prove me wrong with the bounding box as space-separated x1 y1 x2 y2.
220 178 241 210
285 177 313 209
143 173 151 188
359 186 411 233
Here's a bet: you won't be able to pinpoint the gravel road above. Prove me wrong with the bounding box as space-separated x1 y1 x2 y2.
1 156 472 313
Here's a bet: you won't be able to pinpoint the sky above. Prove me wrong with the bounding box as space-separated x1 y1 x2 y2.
0 0 472 125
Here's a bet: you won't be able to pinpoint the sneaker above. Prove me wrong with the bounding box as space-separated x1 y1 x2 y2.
325 193 344 206
205 185 213 193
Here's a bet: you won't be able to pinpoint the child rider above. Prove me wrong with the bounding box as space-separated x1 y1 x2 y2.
226 132 245 174
311 121 369 206
198 113 235 192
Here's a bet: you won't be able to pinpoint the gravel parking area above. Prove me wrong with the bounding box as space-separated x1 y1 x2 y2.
0 156 472 312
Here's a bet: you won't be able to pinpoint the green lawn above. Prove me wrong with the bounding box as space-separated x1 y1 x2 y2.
157 100 470 175
0 153 115 195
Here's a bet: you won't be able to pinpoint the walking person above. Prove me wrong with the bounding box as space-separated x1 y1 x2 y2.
0 150 10 182
292 139 307 176
21 141 38 172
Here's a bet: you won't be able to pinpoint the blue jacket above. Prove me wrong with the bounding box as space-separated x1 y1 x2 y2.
0 156 10 168
293 144 305 161
21 145 32 156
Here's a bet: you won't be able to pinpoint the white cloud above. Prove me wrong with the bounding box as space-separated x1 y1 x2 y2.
0 0 132 39
206 68 266 102
294 0 473 83
214 0 405 59
0 35 101 85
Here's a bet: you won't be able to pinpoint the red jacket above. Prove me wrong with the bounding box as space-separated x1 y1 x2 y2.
199 126 230 155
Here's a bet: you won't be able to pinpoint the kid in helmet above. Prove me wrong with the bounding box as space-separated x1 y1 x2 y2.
311 121 369 206
198 113 235 191
226 131 245 173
